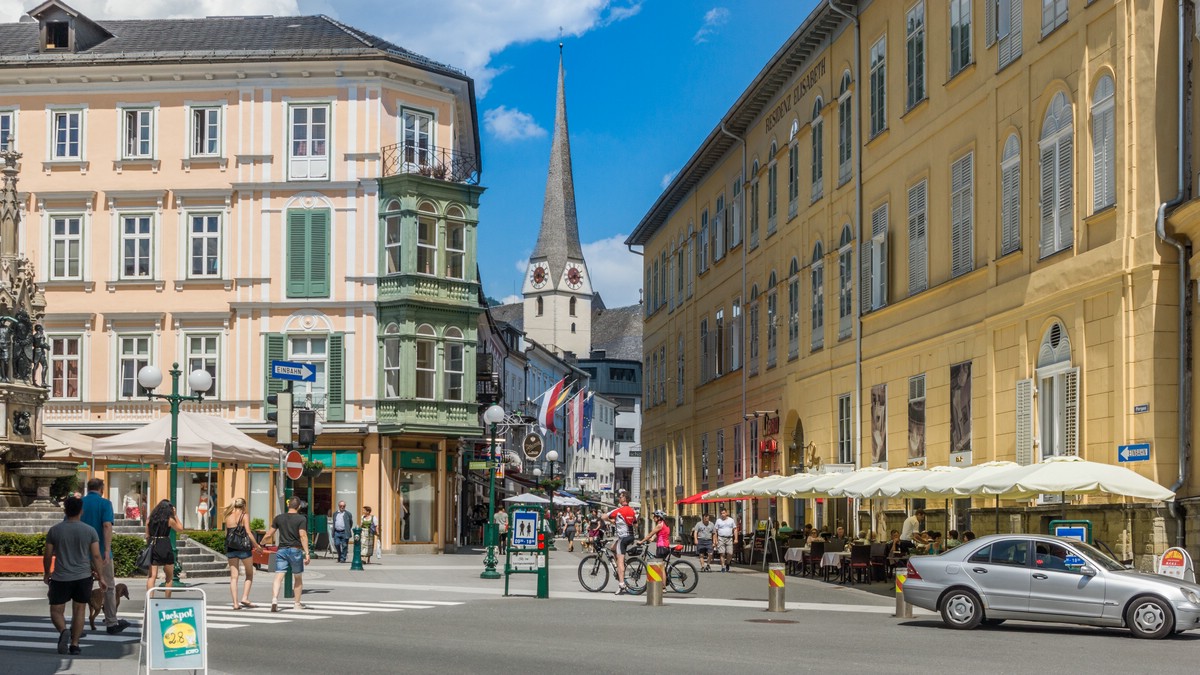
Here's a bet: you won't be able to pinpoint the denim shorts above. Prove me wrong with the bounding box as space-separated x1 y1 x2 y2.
274 547 304 574
226 550 252 560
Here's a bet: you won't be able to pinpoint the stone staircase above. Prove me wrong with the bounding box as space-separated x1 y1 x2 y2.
0 506 229 579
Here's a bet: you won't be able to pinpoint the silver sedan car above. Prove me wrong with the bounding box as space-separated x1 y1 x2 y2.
903 533 1200 639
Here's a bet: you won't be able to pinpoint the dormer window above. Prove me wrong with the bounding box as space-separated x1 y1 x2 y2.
46 21 69 49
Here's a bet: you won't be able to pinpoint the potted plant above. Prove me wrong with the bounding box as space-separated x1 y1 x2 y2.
302 460 325 478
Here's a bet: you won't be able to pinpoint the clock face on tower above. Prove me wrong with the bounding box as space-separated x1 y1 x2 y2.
565 263 584 290
530 263 548 289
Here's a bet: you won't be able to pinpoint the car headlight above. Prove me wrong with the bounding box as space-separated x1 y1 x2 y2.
1182 588 1200 605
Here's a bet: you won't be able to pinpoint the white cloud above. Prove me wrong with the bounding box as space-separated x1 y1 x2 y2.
375 1 643 96
693 6 730 44
500 294 522 305
661 170 678 190
484 106 547 142
582 234 642 307
0 0 298 21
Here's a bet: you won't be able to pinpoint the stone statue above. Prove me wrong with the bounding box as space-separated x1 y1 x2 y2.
0 318 11 383
32 324 49 389
12 309 32 382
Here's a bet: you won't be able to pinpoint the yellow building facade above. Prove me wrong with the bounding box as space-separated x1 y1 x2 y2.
630 0 1197 560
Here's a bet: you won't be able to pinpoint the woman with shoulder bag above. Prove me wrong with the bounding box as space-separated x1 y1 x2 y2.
360 506 379 564
640 510 672 559
223 498 261 610
145 500 184 595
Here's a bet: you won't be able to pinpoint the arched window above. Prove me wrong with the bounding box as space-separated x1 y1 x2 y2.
417 202 437 275
1036 321 1078 459
384 199 402 275
767 141 779 233
838 225 853 338
536 296 544 316
415 324 436 399
766 270 778 367
788 257 800 359
1000 134 1021 255
838 71 853 184
787 121 799 214
444 327 464 401
445 205 466 279
1091 75 1115 211
748 284 760 375
382 322 401 397
569 297 577 316
811 97 824 200
1039 92 1073 258
811 242 824 350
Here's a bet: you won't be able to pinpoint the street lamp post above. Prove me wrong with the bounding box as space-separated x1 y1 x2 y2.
137 363 213 587
480 404 505 579
545 449 559 550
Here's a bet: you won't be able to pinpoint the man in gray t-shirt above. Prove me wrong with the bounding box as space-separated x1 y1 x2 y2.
44 496 105 655
692 514 717 572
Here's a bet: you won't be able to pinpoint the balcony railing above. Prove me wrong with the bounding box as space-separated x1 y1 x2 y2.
381 142 480 185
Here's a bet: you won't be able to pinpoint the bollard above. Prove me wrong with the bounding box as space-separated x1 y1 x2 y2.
646 561 665 606
767 563 786 612
350 527 364 571
893 572 913 618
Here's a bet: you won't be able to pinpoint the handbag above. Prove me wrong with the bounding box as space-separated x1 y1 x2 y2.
225 524 252 553
135 543 153 575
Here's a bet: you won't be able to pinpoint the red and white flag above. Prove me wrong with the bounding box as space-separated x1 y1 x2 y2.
567 388 586 449
537 378 568 434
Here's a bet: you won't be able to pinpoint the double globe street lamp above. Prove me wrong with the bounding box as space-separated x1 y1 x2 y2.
137 363 213 587
480 404 506 579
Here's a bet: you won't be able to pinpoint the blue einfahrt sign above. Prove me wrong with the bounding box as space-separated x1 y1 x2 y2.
1117 443 1151 463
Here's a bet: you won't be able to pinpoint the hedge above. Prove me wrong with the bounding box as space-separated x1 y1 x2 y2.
182 530 226 554
1 532 147 577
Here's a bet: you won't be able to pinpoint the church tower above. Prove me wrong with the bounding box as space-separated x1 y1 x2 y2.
522 46 592 357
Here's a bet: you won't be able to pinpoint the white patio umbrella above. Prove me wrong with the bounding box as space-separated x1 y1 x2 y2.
741 474 796 497
505 493 551 504
823 467 892 498
950 455 1175 501
42 427 96 460
773 469 858 498
703 474 781 499
553 495 587 507
90 412 282 464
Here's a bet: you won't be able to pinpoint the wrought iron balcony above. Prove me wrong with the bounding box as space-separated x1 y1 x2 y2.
381 142 480 185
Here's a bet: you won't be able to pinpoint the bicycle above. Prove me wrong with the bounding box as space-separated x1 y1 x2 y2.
631 543 700 594
577 535 648 594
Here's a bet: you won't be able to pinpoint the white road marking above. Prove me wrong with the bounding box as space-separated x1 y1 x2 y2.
0 628 139 642
0 598 36 604
0 638 91 651
196 612 291 624
299 602 405 611
379 600 463 606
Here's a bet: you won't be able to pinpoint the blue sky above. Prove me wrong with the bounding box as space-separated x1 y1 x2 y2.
2 0 820 307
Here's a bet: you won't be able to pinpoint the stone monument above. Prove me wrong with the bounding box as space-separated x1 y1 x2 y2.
0 150 68 507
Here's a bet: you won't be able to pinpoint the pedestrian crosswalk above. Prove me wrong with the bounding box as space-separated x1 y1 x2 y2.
122 598 465 630
0 598 465 649
0 617 142 652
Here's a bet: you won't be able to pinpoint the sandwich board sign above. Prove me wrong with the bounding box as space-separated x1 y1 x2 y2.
1157 547 1196 582
144 587 207 673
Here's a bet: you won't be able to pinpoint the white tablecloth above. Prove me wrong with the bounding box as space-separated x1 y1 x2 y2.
821 551 849 568
784 547 809 562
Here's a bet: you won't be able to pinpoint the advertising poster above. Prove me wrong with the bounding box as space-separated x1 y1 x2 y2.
871 384 887 465
907 398 925 461
950 361 972 455
159 605 200 659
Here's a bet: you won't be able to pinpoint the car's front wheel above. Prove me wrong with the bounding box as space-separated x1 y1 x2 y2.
940 589 983 630
1125 596 1175 639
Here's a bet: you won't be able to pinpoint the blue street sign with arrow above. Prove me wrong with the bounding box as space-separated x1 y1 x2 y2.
1118 443 1151 463
271 360 316 382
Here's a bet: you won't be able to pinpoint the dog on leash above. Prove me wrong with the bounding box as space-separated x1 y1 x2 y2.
89 583 129 630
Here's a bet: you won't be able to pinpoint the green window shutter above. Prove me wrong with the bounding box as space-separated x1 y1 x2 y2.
309 209 330 297
326 332 345 422
264 333 286 415
286 210 309 297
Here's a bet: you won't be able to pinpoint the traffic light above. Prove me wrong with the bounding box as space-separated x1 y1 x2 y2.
297 409 317 446
266 391 293 445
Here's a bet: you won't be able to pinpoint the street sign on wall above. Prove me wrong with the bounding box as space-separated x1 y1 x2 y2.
1118 443 1151 463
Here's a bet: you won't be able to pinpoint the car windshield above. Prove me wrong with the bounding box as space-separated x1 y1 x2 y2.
1070 540 1126 572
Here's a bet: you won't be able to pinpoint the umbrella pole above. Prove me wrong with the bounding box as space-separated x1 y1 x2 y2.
1061 491 1066 521
995 495 1000 533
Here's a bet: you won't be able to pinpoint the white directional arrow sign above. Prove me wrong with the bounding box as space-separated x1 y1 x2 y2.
271 360 317 382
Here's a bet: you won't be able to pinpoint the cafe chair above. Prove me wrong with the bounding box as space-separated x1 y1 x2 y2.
803 541 825 578
848 545 872 584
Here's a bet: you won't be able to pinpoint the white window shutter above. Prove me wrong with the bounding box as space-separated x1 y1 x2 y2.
1039 144 1056 257
1103 108 1115 207
1016 378 1034 465
1092 102 1114 211
1063 367 1079 456
1001 159 1021 255
860 234 872 314
951 154 974 277
1056 134 1074 252
907 182 927 294
985 0 998 47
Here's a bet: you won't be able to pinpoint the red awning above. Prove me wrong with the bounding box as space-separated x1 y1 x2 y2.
676 490 756 505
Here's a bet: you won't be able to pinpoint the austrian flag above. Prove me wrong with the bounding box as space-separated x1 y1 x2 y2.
537 378 568 433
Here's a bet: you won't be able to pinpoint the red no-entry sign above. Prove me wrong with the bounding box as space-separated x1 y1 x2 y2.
285 450 304 481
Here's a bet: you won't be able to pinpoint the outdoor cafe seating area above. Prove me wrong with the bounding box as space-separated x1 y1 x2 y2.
685 456 1177 586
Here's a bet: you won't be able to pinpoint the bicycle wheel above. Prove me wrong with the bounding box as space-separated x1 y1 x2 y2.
667 560 699 594
624 557 647 594
578 555 609 592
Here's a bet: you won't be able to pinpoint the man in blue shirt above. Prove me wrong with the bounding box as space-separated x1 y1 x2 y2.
80 478 130 635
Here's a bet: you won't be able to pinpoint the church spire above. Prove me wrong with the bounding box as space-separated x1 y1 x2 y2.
530 44 583 284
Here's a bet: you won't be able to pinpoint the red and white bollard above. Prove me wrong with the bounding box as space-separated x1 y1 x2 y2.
768 563 786 612
646 561 665 606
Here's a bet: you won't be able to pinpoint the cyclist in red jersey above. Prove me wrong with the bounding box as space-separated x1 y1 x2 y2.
601 491 638 595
